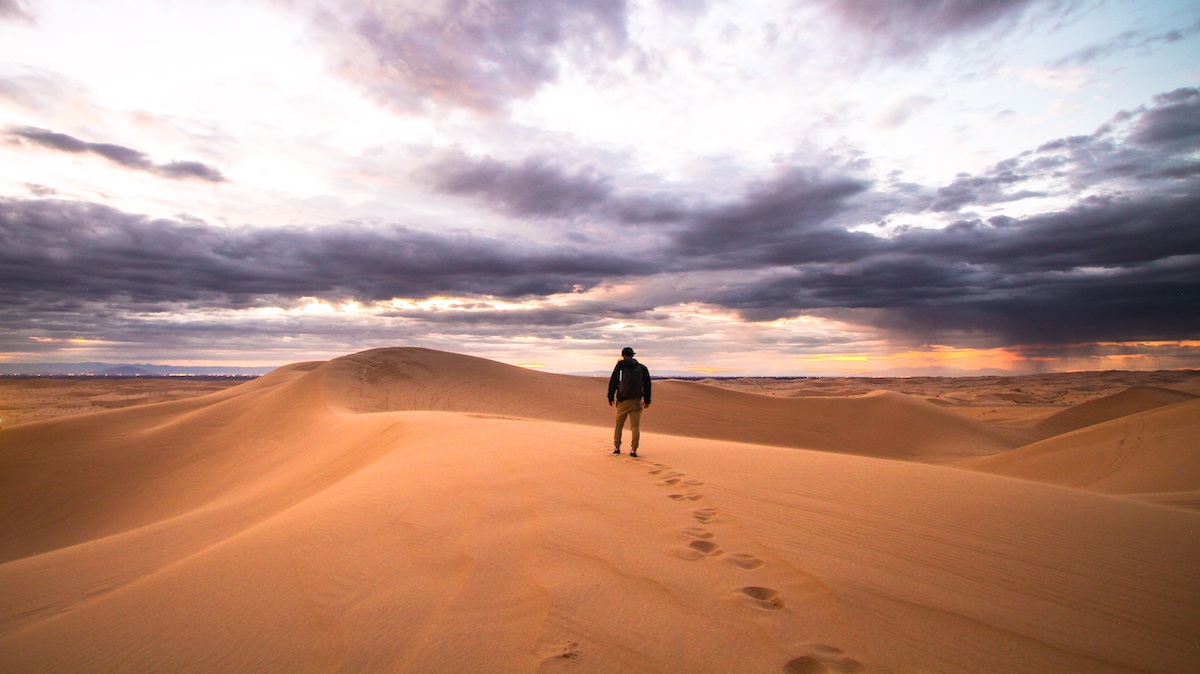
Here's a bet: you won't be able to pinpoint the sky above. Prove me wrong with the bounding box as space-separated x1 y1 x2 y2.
1 0 1198 376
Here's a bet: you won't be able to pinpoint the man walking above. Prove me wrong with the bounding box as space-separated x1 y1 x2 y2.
608 347 651 457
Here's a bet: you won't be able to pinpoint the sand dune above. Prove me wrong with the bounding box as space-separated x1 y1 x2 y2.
1032 386 1199 438
324 348 1020 460
2 348 1198 673
963 398 1200 501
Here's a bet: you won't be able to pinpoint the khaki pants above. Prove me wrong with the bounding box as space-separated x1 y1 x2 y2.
613 399 643 450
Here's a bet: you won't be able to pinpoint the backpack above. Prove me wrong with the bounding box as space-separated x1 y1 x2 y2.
618 362 644 400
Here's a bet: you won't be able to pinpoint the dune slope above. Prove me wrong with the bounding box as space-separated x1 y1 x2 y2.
1033 386 1198 438
962 398 1200 507
1 348 1197 673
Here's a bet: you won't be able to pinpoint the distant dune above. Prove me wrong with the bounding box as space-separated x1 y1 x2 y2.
963 398 1200 506
1 347 1197 673
1032 386 1199 438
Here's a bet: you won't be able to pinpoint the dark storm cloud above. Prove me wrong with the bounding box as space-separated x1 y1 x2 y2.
669 167 872 267
902 195 1200 271
709 192 1200 343
8 126 227 182
0 197 645 312
1125 88 1200 148
929 171 1042 212
322 0 628 112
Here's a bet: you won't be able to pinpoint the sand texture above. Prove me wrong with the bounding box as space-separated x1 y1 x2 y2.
2 348 1198 673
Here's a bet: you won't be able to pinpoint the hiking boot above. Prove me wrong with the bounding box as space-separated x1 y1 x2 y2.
630 451 639 458
612 448 621 455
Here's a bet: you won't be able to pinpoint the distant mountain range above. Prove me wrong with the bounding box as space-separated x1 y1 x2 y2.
0 362 275 376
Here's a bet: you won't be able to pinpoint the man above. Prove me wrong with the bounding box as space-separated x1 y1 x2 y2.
608 346 651 457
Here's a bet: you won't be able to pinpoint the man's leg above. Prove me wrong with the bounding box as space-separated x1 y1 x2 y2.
613 401 630 451
629 401 643 452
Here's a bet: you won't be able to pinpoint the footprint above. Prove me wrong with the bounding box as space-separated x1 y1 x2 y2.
658 477 681 486
723 553 765 570
538 640 581 669
648 469 663 475
692 508 718 523
683 479 705 486
667 493 703 501
738 586 783 611
782 645 865 674
669 539 723 560
552 642 580 659
681 526 713 539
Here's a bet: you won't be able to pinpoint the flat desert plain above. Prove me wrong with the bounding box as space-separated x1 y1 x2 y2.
2 348 1198 673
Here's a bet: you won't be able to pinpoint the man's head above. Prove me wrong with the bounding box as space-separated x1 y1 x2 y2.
621 346 635 359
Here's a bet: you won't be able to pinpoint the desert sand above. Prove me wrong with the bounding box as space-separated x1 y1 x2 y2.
1 348 1198 673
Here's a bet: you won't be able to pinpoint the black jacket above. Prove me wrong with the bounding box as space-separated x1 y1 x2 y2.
608 358 651 404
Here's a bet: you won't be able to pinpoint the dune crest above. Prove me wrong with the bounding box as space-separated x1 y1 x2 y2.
319 347 1016 460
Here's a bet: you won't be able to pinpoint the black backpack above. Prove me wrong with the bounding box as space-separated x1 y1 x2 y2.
618 362 644 400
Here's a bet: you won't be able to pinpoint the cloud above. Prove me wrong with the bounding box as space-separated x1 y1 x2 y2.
312 0 629 112
419 153 873 265
418 150 694 227
669 167 872 267
928 170 1040 212
1050 21 1200 68
0 197 646 312
1126 87 1200 148
0 70 84 112
923 87 1200 213
874 95 937 129
418 151 614 217
812 0 1056 59
707 192 1200 345
8 126 227 182
0 0 31 21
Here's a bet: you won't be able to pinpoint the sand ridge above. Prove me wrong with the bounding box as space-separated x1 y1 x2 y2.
2 347 1198 673
320 347 1021 460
